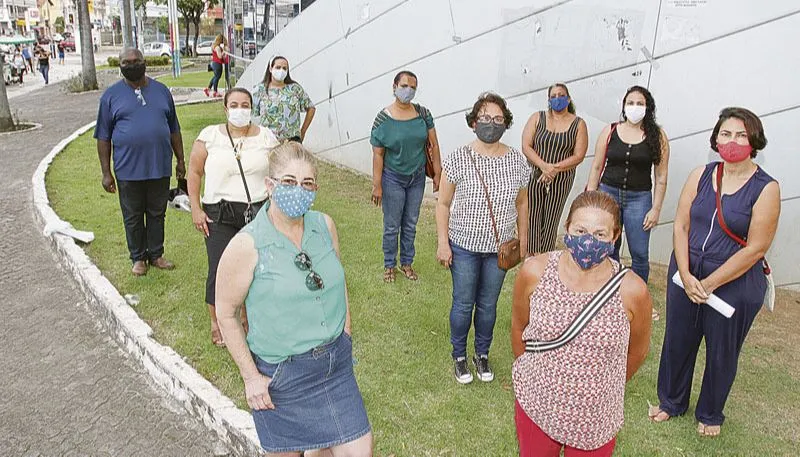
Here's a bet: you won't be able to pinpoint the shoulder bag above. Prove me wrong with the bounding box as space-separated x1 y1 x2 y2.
412 103 436 179
525 265 630 353
225 124 257 225
585 122 617 191
714 162 775 311
466 148 521 271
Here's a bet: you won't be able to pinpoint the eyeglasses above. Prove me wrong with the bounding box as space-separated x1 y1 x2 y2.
272 176 318 191
294 251 324 291
134 88 146 106
476 114 506 125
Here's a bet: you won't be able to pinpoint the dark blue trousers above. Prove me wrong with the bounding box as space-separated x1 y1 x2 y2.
657 255 762 426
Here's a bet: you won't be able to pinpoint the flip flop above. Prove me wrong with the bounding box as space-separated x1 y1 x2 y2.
648 402 671 423
698 422 721 437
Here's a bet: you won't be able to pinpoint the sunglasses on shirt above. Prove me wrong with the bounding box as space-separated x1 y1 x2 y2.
294 251 324 291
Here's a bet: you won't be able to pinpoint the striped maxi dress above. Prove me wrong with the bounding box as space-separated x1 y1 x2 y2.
526 111 582 254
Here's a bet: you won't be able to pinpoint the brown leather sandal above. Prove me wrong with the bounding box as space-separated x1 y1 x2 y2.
383 267 396 283
399 264 418 281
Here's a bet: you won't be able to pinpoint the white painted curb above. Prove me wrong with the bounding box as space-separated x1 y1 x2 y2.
31 103 263 456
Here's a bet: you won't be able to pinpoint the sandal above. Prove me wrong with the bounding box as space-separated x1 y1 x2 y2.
697 422 721 437
652 309 661 321
647 403 671 423
384 267 396 283
211 328 225 347
399 264 418 281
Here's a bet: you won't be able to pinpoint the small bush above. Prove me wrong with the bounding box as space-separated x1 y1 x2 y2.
65 73 98 93
107 55 171 67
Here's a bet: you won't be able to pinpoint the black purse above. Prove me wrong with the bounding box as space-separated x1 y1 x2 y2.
225 124 257 225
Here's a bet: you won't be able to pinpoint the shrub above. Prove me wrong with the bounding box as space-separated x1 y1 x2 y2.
107 55 171 67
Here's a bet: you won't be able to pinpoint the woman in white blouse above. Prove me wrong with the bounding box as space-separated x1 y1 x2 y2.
436 92 531 385
188 88 280 346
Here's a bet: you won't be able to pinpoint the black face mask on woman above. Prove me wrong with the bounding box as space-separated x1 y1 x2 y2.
475 121 506 144
120 62 146 82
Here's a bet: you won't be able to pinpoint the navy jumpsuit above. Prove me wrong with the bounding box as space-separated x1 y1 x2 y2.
657 162 775 426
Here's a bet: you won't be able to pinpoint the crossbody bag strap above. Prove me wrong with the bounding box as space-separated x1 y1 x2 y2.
225 124 253 206
598 123 617 180
466 148 501 248
525 266 630 353
714 163 770 274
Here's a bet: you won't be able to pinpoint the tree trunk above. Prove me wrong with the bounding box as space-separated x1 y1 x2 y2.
192 16 201 57
184 20 191 57
77 0 98 91
0 59 15 132
262 0 270 40
122 0 134 48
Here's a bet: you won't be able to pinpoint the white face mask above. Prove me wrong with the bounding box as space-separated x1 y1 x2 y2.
227 108 251 128
624 105 646 124
271 68 288 82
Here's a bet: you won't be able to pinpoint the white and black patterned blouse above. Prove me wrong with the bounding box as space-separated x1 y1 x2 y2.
443 144 531 253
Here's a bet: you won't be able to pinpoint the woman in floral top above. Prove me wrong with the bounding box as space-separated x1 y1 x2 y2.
253 56 316 142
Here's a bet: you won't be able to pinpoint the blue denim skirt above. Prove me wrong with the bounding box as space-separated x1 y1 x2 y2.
251 332 371 453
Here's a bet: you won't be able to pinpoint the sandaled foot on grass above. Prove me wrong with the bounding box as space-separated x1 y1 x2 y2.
648 404 671 423
384 267 396 283
399 264 418 281
652 309 661 321
698 423 721 437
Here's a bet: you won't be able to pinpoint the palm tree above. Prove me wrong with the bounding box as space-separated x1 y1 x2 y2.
76 0 98 91
0 54 14 132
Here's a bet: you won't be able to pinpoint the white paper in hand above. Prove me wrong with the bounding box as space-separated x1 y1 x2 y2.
671 272 735 318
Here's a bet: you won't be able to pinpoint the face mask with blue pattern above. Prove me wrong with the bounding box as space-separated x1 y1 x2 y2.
272 183 316 219
563 233 615 270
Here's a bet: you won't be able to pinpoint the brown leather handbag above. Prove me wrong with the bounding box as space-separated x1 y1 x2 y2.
466 149 521 271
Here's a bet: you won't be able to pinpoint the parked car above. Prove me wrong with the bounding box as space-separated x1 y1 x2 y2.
195 40 213 56
61 37 76 52
143 42 172 58
179 38 195 56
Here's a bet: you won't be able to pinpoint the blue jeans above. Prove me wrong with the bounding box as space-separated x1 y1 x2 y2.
39 64 49 84
449 242 507 359
208 61 222 92
600 183 652 282
381 166 425 268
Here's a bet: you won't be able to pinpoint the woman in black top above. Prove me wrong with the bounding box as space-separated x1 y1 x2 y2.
586 86 669 317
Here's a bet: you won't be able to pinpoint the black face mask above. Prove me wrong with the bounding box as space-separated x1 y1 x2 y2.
120 62 146 82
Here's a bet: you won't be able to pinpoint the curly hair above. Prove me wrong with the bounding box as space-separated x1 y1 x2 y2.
620 86 663 165
465 92 513 129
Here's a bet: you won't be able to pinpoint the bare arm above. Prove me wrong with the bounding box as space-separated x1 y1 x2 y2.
674 166 708 303
435 170 456 267
520 112 544 168
170 131 186 179
516 186 530 258
323 214 351 335
554 118 589 171
97 139 115 193
620 272 652 381
511 255 546 358
371 146 385 205
585 125 612 191
300 107 316 141
702 181 781 293
427 127 442 191
644 129 671 230
187 140 211 236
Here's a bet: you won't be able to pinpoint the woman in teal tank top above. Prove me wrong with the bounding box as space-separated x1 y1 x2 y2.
215 143 372 455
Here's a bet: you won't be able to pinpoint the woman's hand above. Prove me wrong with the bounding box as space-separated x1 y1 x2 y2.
643 208 660 231
437 242 453 268
192 208 212 237
244 374 274 410
371 184 382 206
679 270 709 304
537 163 559 184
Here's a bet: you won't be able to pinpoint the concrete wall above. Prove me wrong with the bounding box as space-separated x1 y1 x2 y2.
240 0 800 289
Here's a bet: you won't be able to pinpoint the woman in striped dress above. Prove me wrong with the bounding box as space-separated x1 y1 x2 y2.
521 83 589 256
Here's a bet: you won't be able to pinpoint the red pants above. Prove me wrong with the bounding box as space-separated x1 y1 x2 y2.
515 401 616 457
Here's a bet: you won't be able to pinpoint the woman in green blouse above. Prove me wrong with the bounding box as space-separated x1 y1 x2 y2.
216 142 372 455
253 56 316 142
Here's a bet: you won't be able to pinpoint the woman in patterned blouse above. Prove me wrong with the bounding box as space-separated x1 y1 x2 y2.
253 56 316 142
436 92 530 385
511 191 652 456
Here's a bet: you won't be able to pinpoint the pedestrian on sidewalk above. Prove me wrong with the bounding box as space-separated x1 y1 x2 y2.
57 41 65 65
12 50 25 84
35 45 50 84
203 34 227 98
21 44 33 73
187 88 279 346
94 48 186 276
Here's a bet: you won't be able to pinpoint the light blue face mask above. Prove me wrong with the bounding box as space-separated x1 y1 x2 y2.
394 86 416 104
272 184 316 219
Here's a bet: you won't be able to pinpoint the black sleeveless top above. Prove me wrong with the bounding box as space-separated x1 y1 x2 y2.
600 129 654 191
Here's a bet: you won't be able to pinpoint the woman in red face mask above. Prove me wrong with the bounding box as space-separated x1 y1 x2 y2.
649 107 781 437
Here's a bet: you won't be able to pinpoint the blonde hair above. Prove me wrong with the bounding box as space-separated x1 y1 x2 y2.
564 191 621 237
213 34 224 48
268 142 317 178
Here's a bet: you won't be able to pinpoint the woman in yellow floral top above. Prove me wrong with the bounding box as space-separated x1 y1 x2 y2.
253 56 316 143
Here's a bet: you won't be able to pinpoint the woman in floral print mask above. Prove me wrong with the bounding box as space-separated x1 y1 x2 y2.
253 56 316 143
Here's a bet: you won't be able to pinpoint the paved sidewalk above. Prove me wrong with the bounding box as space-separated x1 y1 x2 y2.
0 77 229 455
6 51 116 101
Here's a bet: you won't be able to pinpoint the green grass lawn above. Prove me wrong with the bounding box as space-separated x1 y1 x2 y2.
46 103 800 456
158 70 214 88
